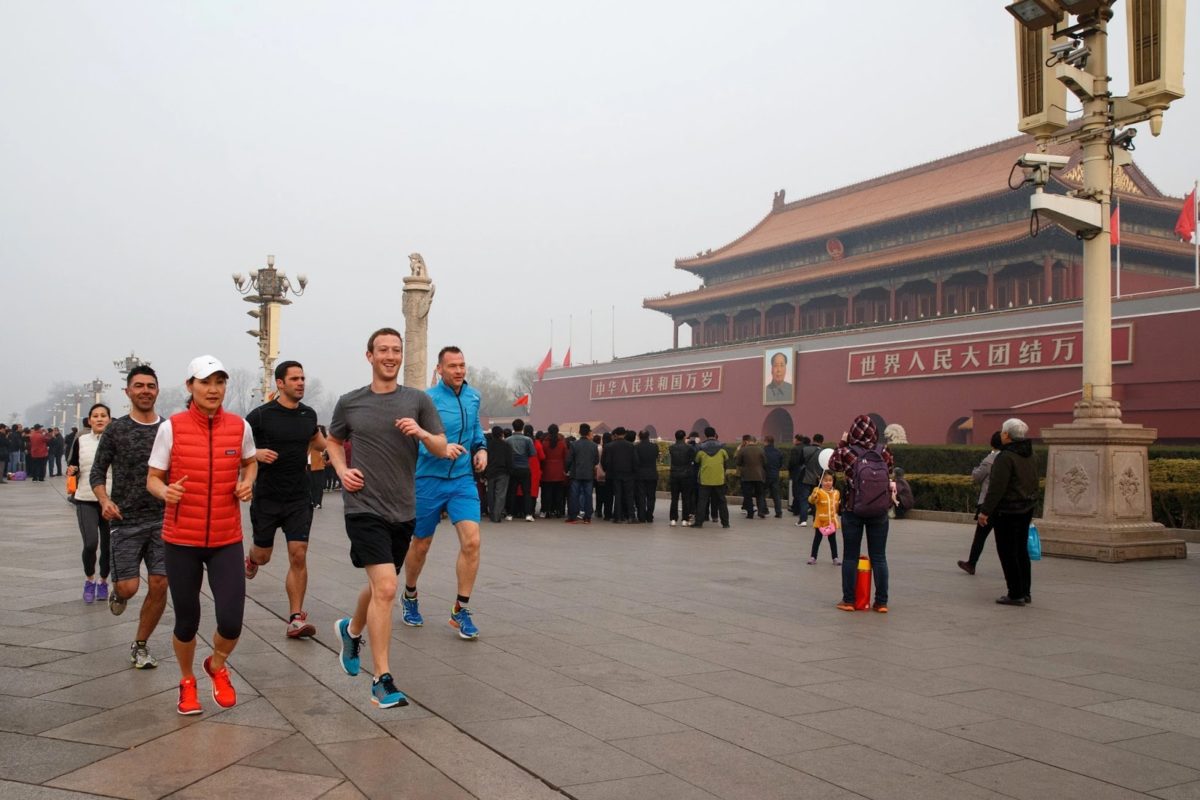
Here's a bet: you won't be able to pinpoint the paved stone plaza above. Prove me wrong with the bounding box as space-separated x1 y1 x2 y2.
1 480 1198 799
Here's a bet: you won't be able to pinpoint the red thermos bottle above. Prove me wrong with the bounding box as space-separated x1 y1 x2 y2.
854 555 872 610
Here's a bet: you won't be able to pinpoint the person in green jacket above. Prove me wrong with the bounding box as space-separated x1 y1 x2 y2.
692 427 729 529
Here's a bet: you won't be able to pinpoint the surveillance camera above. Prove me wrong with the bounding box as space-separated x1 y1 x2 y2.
1049 39 1078 57
1112 128 1137 151
1017 153 1070 170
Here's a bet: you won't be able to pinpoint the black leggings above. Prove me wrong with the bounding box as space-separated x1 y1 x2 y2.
75 501 111 579
164 541 245 643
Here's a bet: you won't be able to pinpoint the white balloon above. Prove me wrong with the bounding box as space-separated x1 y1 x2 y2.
818 448 833 470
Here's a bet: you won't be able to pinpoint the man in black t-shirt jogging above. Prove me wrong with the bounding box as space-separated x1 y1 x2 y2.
244 361 325 639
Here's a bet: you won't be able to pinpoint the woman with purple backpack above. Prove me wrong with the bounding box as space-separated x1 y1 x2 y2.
828 415 894 614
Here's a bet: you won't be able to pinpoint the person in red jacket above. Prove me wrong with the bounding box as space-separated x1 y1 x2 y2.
147 356 257 715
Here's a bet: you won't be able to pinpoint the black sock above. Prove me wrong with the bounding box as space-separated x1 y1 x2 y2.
290 612 302 621
404 586 417 597
135 640 147 648
456 595 470 609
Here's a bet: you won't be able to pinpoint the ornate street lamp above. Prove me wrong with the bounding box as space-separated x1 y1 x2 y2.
232 255 308 402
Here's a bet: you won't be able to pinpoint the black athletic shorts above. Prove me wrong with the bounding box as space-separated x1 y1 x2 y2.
345 513 413 571
250 496 313 549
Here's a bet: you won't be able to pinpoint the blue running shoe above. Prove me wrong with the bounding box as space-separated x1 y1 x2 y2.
371 672 408 708
336 618 362 676
401 594 423 627
449 606 479 640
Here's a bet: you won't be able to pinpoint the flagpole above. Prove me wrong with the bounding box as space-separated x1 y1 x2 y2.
1194 179 1198 289
610 305 615 361
589 309 594 363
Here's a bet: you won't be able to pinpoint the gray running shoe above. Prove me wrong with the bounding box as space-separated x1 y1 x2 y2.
130 643 158 669
109 591 127 616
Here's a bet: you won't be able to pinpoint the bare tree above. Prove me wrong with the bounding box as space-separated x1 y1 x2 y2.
467 366 516 418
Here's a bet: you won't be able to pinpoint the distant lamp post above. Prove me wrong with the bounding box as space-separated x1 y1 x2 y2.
113 351 149 381
232 255 308 402
85 378 110 405
1008 0 1187 561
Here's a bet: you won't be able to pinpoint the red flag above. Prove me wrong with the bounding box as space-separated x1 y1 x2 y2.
1175 190 1196 242
512 393 529 407
536 348 552 381
562 347 572 368
1110 206 1120 246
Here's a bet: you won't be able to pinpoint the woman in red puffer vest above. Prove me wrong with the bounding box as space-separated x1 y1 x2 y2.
147 355 257 716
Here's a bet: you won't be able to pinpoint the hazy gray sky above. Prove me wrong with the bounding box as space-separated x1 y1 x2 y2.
4 2 1198 422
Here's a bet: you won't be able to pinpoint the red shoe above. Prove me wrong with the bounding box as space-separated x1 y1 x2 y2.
203 656 237 708
177 677 202 715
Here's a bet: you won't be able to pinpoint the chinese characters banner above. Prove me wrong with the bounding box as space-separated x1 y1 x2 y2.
590 366 723 400
847 325 1132 382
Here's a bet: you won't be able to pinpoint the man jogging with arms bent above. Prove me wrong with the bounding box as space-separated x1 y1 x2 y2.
401 346 486 640
244 360 326 639
89 365 168 669
327 328 449 708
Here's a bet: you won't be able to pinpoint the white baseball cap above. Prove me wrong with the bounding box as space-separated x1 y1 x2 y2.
188 355 227 380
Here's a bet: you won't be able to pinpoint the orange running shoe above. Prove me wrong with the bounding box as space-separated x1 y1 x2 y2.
177 677 202 715
203 656 237 708
836 602 856 612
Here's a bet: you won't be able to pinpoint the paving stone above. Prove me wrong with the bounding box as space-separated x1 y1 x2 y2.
646 696 846 756
582 641 725 678
1151 780 1200 799
555 660 711 705
466 714 660 787
37 661 191 708
810 656 979 697
238 732 343 777
0 664 86 697
398 673 541 725
1115 733 1200 770
35 642 171 679
674 670 847 716
209 695 296 732
165 764 342 799
949 718 1200 792
225 649 318 689
0 781 110 799
520 684 689 740
320 738 474 800
805 680 998 729
0 644 68 668
1083 699 1200 738
942 688 1163 742
797 707 1018 773
931 663 1125 707
258 685 386 745
612 730 858 800
0 730 118 783
41 688 217 748
1065 673 1200 714
384 716 567 800
313 782 367 800
484 632 612 667
565 772 720 800
0 695 100 734
955 758 1159 800
779 743 1013 800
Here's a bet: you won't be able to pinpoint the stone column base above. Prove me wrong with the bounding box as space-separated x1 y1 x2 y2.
1038 418 1187 563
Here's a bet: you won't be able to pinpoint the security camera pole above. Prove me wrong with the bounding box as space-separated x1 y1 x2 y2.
1007 0 1186 560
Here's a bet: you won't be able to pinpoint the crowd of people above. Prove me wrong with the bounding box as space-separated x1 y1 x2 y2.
4 326 1042 715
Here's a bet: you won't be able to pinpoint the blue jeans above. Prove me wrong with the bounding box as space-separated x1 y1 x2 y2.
796 482 815 520
840 511 889 605
569 479 594 520
7 452 21 474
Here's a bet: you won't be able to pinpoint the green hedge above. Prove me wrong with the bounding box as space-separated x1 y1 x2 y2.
906 473 1199 530
1150 459 1200 484
886 444 1200 479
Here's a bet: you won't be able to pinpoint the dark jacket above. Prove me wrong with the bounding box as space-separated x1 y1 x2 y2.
979 438 1038 516
668 441 696 479
735 443 766 482
763 444 783 482
800 444 823 485
634 441 659 480
484 435 512 478
602 438 637 478
566 437 599 481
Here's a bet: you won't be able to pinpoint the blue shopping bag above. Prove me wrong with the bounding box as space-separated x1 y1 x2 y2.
1028 524 1042 561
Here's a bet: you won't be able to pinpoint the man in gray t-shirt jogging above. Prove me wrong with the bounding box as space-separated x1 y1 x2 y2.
326 328 448 709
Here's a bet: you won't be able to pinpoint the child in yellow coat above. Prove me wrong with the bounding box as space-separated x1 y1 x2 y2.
807 472 841 565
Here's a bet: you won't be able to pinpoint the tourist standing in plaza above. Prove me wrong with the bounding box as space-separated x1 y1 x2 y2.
763 434 784 518
539 424 568 518
634 429 660 522
401 346 486 640
327 328 448 708
794 435 823 526
829 415 893 613
565 423 597 523
484 426 511 522
505 421 536 521
806 472 841 565
244 360 325 639
692 428 729 529
27 424 49 481
602 427 637 523
67 404 113 604
89 365 168 668
309 426 328 509
667 429 695 527
977 418 1038 607
147 356 256 714
735 434 768 519
48 428 64 477
958 430 1003 575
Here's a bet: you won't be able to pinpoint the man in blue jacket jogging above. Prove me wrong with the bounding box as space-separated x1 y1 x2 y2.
401 346 487 639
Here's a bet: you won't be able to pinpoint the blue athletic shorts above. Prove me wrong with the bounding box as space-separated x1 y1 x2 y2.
414 475 481 538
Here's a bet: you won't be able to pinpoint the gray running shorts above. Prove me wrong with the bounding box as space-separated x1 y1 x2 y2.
109 519 166 581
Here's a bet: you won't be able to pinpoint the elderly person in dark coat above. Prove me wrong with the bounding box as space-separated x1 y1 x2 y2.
977 418 1039 606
